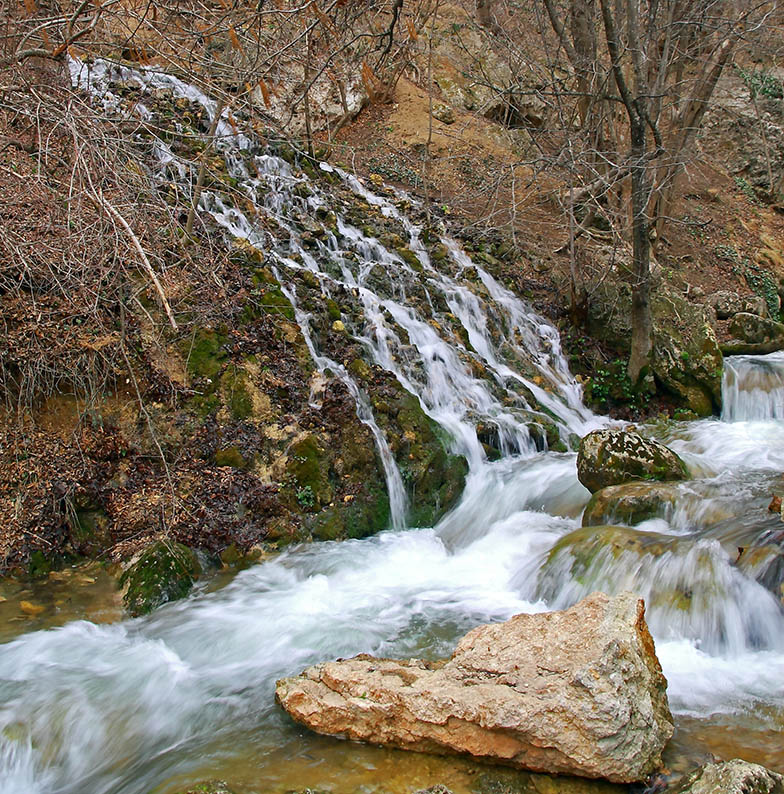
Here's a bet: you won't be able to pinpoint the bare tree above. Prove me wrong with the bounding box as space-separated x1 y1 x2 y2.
539 0 762 384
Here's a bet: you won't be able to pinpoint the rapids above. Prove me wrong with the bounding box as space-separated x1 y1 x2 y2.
0 59 783 793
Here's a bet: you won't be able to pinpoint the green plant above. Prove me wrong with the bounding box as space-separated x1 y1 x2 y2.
734 176 759 204
714 244 739 263
585 358 648 411
736 65 784 100
744 261 781 319
296 485 315 509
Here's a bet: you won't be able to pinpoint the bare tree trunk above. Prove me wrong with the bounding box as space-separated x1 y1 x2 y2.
628 119 652 385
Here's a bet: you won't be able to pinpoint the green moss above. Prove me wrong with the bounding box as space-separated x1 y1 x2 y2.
325 298 342 321
287 435 332 506
310 507 345 541
312 484 391 541
119 541 200 617
430 243 449 263
189 392 221 418
28 550 51 579
221 368 253 420
186 329 227 380
214 446 247 469
301 270 319 289
345 484 391 539
396 246 424 272
258 285 295 320
347 357 372 381
252 267 278 286
70 507 111 555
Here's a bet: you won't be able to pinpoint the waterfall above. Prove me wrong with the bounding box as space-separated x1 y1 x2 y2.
0 58 781 794
722 352 784 422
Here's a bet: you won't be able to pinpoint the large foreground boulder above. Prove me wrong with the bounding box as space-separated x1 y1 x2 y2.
675 759 784 794
276 592 674 783
577 429 689 493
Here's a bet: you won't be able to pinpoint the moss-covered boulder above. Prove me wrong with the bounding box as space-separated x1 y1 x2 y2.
674 759 784 794
587 282 723 415
723 313 784 354
286 434 333 509
535 524 676 603
577 429 689 493
582 481 681 527
119 541 201 616
651 291 723 416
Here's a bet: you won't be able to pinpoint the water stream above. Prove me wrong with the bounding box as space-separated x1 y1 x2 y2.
1 60 783 793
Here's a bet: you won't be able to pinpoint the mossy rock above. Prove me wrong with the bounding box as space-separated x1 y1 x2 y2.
214 446 248 469
651 291 723 416
577 429 689 493
28 550 52 579
69 506 112 556
429 242 450 263
536 524 677 602
218 367 254 421
325 298 342 321
310 483 391 541
673 759 784 794
186 329 227 380
392 393 467 526
586 282 722 414
258 284 295 320
119 541 200 617
727 312 784 349
582 481 681 527
396 246 424 272
286 435 333 507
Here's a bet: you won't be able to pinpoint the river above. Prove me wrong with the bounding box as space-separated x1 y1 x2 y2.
0 58 783 794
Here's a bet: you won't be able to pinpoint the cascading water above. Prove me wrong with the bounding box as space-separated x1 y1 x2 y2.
1 59 784 793
722 351 784 422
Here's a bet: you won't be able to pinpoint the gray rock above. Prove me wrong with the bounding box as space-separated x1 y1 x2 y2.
707 290 745 318
675 759 784 794
276 592 674 784
577 429 689 494
727 313 784 349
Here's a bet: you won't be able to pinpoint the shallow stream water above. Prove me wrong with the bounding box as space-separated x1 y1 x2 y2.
1 59 783 794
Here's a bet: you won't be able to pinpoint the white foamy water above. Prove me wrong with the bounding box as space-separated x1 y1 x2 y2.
1 61 782 794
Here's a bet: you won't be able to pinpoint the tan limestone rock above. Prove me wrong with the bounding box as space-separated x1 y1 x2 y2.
276 592 673 784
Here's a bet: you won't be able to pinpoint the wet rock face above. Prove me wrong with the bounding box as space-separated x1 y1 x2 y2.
577 430 689 493
582 481 680 527
736 544 784 606
674 759 784 794
276 592 674 784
